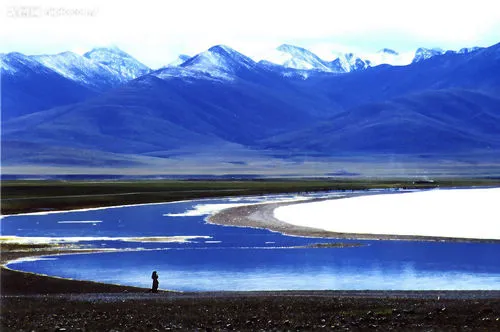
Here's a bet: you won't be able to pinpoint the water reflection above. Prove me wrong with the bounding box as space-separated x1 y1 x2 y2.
8 244 500 291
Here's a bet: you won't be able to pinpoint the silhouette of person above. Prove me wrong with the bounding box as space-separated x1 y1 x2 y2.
151 271 159 293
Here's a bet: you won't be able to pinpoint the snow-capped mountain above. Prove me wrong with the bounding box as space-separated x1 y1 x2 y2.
1 46 151 119
155 45 257 81
412 47 445 63
182 45 256 72
168 54 191 67
260 44 369 74
0 52 49 74
362 48 413 67
457 46 483 54
32 51 122 90
259 44 430 71
83 46 150 80
329 52 369 72
19 47 150 90
262 44 332 71
23 47 151 91
1 52 98 120
3 41 500 171
162 43 483 80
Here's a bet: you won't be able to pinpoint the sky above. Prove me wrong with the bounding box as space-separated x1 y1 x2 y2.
2 0 500 69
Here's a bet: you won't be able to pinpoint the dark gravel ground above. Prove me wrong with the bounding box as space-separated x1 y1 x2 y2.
2 265 500 331
2 291 500 331
2 247 500 331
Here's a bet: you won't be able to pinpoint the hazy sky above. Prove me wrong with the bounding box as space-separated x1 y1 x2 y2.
2 0 500 68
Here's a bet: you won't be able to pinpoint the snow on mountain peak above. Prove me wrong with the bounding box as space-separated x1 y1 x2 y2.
177 45 256 80
4 43 482 88
207 44 238 55
458 46 483 54
363 48 413 67
3 47 152 90
259 44 373 74
1 52 42 72
329 52 369 73
276 44 308 54
168 54 191 67
266 44 331 71
412 47 445 63
154 45 257 82
83 46 150 80
85 46 130 59
205 45 256 68
31 51 119 86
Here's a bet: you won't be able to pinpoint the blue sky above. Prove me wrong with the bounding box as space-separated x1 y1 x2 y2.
2 0 499 68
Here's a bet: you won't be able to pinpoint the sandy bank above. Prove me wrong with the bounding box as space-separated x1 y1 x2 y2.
208 200 345 238
209 188 500 242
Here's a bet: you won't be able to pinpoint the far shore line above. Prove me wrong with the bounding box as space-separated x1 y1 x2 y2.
4 178 499 216
0 197 207 218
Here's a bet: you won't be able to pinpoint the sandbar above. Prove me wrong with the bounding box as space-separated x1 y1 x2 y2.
209 188 500 242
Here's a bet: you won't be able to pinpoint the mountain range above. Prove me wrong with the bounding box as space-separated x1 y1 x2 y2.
257 45 486 73
1 47 150 120
1 42 499 177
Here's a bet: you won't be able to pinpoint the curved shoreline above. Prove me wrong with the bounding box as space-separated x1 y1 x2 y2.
3 249 500 331
0 248 153 295
208 195 500 243
3 188 499 298
208 199 345 238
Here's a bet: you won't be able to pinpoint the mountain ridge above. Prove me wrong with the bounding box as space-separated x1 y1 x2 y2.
2 42 499 175
1 47 151 120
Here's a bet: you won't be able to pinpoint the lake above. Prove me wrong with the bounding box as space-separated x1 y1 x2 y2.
3 190 500 291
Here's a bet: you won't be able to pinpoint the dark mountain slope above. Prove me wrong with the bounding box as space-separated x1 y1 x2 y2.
2 46 338 158
1 70 319 155
1 53 97 120
1 47 151 121
261 89 500 155
296 42 500 113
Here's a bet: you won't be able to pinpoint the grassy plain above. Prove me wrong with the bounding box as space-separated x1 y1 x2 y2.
2 178 499 215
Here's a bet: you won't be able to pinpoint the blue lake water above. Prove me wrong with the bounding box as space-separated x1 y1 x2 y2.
2 191 500 291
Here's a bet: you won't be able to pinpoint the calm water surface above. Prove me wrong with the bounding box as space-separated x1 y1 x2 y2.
3 191 500 291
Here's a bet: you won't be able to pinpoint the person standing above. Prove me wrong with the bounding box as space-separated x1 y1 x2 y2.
151 271 159 293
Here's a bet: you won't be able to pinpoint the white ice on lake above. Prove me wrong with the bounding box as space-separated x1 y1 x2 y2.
57 220 102 224
274 187 500 240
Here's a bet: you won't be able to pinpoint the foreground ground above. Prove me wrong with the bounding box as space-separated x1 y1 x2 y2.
3 290 500 331
2 250 500 331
